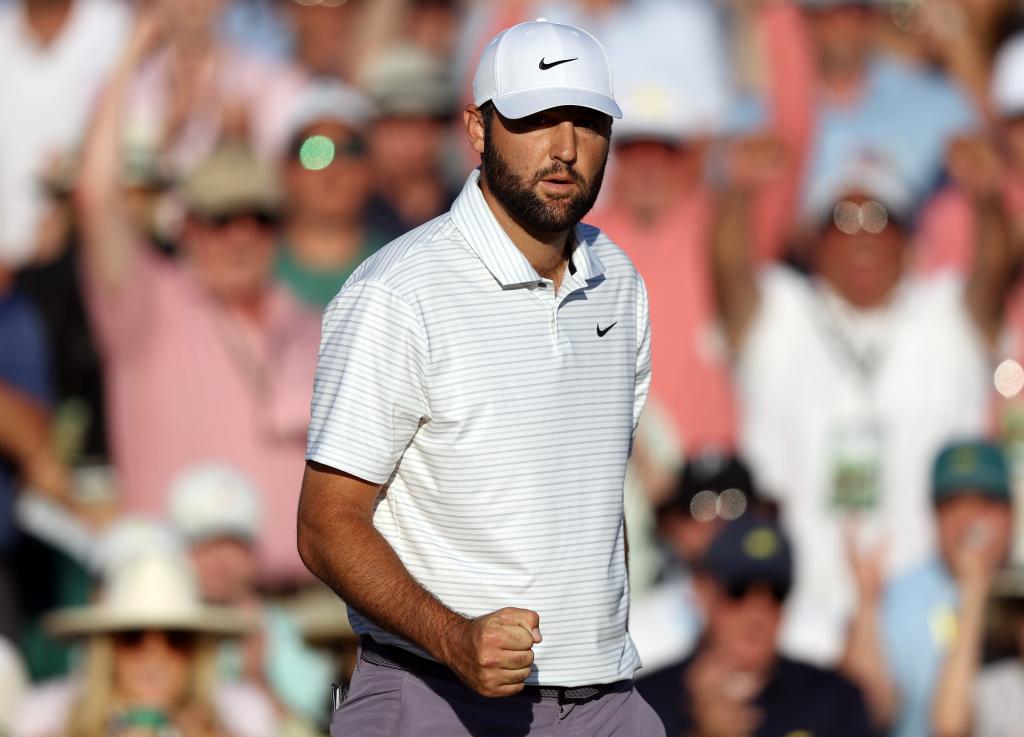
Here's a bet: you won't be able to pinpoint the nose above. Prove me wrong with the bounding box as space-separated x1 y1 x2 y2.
549 121 577 166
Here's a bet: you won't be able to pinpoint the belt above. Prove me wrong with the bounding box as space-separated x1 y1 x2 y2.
358 635 630 704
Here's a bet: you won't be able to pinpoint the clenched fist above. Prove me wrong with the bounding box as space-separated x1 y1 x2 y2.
441 607 542 697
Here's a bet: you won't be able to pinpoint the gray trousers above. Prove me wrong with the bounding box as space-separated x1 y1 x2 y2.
331 656 666 737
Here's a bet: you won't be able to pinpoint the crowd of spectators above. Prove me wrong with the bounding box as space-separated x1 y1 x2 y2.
4 0 1024 735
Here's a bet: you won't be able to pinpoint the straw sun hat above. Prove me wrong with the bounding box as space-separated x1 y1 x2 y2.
45 553 253 638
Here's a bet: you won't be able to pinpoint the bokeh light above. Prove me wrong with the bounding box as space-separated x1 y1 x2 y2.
994 359 1024 398
299 135 336 171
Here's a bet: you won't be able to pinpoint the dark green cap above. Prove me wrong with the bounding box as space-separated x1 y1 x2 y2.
932 440 1011 504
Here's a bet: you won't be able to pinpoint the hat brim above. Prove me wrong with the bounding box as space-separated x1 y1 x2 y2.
45 606 255 639
492 88 622 120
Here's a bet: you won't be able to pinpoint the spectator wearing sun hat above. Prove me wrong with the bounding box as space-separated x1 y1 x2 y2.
13 551 277 737
639 516 874 737
168 463 336 732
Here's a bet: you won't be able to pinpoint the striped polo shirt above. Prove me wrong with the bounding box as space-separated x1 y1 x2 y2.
307 169 651 686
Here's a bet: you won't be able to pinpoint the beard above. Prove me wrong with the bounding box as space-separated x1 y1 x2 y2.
482 141 606 233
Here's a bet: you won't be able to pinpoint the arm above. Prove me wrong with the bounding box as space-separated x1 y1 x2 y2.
75 13 162 294
0 383 68 504
296 462 539 697
839 532 897 729
949 135 1020 345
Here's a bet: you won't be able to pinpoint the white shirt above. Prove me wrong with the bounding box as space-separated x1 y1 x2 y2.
307 169 652 686
0 0 130 265
737 267 990 663
974 660 1024 737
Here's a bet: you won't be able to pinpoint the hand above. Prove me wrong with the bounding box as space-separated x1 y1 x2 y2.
949 521 1000 593
843 522 888 605
723 135 789 192
441 607 541 698
124 3 168 63
947 135 1004 202
687 653 762 737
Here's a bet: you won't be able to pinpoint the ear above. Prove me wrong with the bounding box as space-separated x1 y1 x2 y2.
464 104 486 156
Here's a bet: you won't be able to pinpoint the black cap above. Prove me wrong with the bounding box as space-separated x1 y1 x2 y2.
657 453 756 521
700 517 793 598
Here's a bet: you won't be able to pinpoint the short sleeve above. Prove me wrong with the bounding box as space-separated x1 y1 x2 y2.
633 275 652 440
306 280 429 485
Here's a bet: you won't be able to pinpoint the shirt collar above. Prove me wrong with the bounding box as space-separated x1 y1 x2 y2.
450 169 605 289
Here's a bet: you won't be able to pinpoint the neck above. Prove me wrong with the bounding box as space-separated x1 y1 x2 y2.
819 60 868 103
24 0 72 45
479 176 572 289
285 218 365 269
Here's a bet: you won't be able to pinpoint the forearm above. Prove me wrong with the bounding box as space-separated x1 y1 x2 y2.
932 583 987 737
297 496 466 666
840 606 896 728
711 187 760 350
0 384 50 471
966 195 1016 345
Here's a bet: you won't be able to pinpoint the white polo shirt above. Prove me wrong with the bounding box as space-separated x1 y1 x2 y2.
307 169 651 686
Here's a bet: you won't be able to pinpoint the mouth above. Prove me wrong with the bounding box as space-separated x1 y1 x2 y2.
538 174 577 195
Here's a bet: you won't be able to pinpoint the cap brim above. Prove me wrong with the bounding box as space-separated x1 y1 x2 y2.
493 88 622 120
45 607 255 639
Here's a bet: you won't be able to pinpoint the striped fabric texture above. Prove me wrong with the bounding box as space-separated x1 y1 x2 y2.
307 169 652 686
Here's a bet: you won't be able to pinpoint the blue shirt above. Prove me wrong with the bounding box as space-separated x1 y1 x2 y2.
803 54 977 216
0 288 52 550
883 557 960 737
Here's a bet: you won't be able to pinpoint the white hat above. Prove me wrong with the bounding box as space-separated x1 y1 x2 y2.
167 463 262 543
46 553 253 637
473 18 622 120
992 33 1024 118
91 516 182 576
804 151 914 227
614 79 704 143
286 80 377 140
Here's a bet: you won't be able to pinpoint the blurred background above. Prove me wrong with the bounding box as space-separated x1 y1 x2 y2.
6 0 1024 735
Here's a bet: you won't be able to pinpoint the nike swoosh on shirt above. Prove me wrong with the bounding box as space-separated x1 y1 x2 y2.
596 322 617 338
539 57 578 70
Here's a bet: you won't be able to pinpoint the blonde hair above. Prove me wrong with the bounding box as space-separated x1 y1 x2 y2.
63 633 221 737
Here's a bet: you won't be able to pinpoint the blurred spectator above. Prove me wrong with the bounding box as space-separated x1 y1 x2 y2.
0 0 129 267
638 516 875 737
0 266 64 638
715 152 1008 662
632 453 760 674
360 44 459 234
168 463 335 732
76 15 321 584
0 635 27 735
796 0 978 215
13 552 277 737
277 81 389 309
123 0 305 174
931 566 1024 737
842 440 1014 737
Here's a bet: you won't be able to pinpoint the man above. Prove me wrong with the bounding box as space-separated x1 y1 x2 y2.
276 80 391 310
843 439 1015 737
167 463 335 732
638 516 875 737
714 149 1008 663
76 15 321 584
298 19 663 736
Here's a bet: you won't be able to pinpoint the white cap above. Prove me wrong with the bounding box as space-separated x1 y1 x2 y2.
167 463 262 543
614 80 705 143
286 80 377 140
804 151 914 226
993 33 1024 117
473 18 622 120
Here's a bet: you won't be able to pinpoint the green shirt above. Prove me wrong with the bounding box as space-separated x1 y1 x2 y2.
275 231 388 309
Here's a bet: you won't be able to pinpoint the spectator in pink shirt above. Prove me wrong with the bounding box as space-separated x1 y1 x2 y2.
75 13 321 585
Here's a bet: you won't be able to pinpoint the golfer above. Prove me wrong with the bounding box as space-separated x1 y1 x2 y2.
298 18 663 736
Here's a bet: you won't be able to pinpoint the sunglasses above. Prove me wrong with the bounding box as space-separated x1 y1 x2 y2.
196 210 279 230
831 199 898 236
113 629 199 652
292 134 368 170
723 580 790 604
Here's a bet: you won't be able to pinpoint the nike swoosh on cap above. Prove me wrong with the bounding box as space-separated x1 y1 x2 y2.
538 57 578 70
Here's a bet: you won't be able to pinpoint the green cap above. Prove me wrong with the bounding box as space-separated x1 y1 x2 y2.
932 440 1012 504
